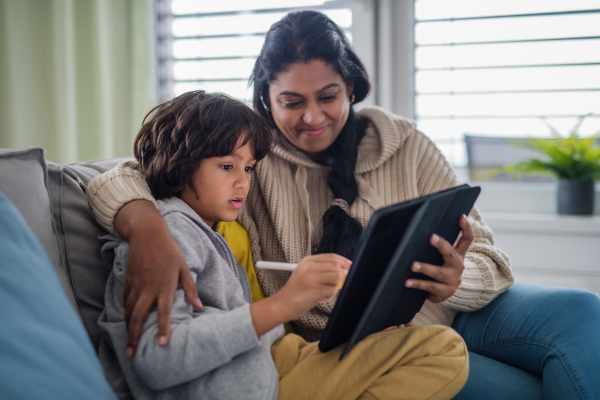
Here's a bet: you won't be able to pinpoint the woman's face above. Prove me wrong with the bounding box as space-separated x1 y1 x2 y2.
268 60 353 162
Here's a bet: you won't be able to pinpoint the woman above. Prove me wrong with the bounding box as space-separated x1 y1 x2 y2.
87 10 600 399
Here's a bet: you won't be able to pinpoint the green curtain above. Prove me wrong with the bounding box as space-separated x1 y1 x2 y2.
0 0 154 164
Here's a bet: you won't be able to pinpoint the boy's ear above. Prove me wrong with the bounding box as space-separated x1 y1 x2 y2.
184 181 200 200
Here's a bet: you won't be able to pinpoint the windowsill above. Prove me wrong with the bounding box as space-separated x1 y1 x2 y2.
455 165 600 217
471 179 600 235
482 211 600 235
466 179 600 284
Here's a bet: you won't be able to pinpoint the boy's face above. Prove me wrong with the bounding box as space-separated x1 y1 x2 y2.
180 141 256 227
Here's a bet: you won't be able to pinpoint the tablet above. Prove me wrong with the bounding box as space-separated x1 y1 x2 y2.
318 184 481 359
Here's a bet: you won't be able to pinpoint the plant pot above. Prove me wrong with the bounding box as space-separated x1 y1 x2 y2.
556 179 595 215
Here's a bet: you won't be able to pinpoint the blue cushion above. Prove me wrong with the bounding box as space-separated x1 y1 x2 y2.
0 192 117 400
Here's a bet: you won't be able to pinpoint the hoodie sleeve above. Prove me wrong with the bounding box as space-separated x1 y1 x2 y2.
414 132 514 311
86 161 157 236
131 214 261 391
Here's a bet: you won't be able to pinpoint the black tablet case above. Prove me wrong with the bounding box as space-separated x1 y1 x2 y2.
318 184 481 359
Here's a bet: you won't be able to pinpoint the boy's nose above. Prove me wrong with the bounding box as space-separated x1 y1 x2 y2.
235 171 250 189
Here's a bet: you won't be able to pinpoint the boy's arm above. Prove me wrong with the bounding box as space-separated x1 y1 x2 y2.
132 215 261 391
135 304 260 391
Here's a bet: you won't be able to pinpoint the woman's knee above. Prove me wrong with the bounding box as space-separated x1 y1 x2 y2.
524 285 600 321
497 284 600 317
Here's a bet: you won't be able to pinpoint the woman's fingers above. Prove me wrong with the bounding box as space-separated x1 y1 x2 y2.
155 292 174 347
405 216 473 303
431 233 464 271
405 278 455 303
454 214 474 257
411 261 453 283
181 269 203 309
125 291 156 356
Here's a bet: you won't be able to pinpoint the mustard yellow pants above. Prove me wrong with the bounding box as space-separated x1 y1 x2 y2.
271 325 468 400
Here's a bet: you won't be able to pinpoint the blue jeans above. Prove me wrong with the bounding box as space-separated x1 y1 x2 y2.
451 283 600 400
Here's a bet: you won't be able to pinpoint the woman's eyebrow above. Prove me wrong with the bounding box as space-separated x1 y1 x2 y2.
277 83 340 96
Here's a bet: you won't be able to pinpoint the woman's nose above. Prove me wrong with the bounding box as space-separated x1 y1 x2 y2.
302 101 324 126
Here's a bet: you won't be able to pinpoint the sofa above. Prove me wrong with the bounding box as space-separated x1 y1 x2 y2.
0 147 128 398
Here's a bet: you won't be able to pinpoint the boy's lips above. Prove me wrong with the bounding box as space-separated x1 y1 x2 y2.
229 197 244 209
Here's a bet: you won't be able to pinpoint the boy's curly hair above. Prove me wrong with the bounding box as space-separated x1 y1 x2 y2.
134 90 273 200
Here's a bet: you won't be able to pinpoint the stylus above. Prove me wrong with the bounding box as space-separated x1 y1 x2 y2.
255 261 348 290
255 261 298 271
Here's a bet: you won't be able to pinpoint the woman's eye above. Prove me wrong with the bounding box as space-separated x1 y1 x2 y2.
283 100 302 109
221 165 233 171
320 94 337 102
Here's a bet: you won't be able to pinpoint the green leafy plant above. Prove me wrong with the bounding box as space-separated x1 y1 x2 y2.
498 114 600 182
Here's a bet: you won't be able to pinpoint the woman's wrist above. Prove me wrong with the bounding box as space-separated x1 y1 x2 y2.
114 200 163 240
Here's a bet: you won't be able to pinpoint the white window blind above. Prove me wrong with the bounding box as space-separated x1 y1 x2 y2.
156 0 353 104
414 0 600 166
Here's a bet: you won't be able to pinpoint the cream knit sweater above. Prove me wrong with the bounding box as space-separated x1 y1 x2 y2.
87 106 514 342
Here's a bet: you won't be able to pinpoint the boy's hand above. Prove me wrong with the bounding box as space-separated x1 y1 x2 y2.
249 254 350 337
278 254 351 321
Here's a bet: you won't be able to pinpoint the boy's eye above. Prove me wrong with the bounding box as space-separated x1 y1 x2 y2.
245 165 255 173
221 165 233 171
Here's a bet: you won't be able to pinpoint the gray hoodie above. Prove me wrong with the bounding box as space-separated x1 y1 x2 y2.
98 197 284 400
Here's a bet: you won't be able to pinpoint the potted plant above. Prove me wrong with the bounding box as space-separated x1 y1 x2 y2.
499 114 600 215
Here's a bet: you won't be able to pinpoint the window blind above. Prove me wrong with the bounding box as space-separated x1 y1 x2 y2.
156 0 353 104
414 0 600 166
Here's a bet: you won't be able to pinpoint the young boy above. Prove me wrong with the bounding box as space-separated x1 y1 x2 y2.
97 91 468 400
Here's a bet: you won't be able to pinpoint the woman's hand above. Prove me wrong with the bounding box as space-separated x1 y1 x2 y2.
115 200 202 356
405 214 473 303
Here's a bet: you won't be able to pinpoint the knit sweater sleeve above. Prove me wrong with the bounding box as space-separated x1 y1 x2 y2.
414 132 514 312
86 161 157 236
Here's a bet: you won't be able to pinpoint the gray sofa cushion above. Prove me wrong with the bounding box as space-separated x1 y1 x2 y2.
46 158 131 351
0 148 76 306
0 147 132 352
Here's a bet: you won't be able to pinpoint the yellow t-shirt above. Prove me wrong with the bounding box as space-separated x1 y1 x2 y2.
217 220 266 303
218 220 294 335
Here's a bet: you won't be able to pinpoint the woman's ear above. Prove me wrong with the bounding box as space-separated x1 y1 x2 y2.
347 82 355 104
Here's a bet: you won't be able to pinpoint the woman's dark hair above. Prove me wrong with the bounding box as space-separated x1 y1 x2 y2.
134 90 272 200
251 10 371 118
250 10 371 260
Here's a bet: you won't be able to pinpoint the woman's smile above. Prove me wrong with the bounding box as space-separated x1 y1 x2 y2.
300 125 328 137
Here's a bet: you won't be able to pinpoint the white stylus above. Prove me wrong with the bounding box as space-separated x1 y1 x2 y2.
255 261 298 271
256 261 349 290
